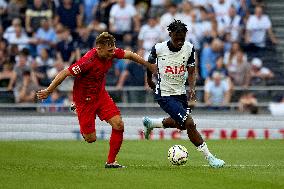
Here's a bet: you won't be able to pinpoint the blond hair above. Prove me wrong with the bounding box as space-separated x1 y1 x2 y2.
95 32 116 47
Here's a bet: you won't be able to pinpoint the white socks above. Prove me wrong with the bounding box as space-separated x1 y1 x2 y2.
150 118 164 128
197 142 212 158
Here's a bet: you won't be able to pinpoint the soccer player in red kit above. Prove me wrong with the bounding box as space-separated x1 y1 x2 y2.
37 32 156 168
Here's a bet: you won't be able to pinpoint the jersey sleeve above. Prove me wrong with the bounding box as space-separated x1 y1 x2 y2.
114 48 125 59
68 49 95 76
148 45 157 64
187 47 195 67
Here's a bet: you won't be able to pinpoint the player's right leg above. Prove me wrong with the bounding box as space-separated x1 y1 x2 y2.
142 117 185 139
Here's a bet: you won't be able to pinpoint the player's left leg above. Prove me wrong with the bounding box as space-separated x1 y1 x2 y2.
184 116 225 168
97 91 125 168
105 115 125 168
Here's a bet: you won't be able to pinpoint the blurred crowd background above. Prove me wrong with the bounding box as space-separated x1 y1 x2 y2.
0 0 283 113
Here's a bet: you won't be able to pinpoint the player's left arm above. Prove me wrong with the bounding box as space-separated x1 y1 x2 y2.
187 48 197 102
124 50 156 73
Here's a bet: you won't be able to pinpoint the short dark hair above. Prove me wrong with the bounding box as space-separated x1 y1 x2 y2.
95 32 116 47
167 19 188 33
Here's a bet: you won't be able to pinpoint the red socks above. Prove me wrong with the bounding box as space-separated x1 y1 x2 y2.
107 128 124 163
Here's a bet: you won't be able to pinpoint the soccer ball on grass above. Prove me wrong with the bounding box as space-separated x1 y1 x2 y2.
168 145 188 166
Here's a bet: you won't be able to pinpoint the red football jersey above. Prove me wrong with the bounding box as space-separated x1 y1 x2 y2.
68 48 125 103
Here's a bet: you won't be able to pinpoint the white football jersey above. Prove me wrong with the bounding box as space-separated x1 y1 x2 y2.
150 41 195 96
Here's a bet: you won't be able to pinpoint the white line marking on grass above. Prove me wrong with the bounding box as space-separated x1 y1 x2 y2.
218 164 273 168
128 164 276 168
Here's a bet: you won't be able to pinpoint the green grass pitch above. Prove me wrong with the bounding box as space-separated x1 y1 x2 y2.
0 140 283 189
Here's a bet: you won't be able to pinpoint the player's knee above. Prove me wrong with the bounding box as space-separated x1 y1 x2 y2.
85 136 96 143
114 120 124 131
185 117 195 130
82 133 97 143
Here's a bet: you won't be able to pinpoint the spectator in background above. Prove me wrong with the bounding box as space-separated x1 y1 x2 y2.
17 70 39 103
95 0 116 29
4 24 31 51
113 46 132 79
83 0 99 25
0 49 8 70
208 56 233 92
269 95 284 116
222 5 242 42
47 60 73 91
238 91 258 114
109 0 140 45
227 49 250 88
0 0 8 27
7 44 19 63
116 48 146 102
41 89 65 112
35 48 54 86
200 38 223 81
6 0 25 24
56 27 76 64
250 57 274 85
0 61 17 91
63 91 74 108
212 0 232 21
204 72 231 108
138 16 164 54
35 18 57 56
245 5 278 59
0 61 16 103
224 42 244 65
87 18 107 35
196 6 213 45
185 10 201 51
148 0 165 18
177 1 194 27
25 0 52 34
159 3 180 36
135 0 151 23
14 52 32 87
74 26 95 58
236 0 249 20
55 0 81 31
3 18 26 41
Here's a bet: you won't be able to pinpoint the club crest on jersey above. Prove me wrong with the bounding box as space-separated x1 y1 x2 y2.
165 65 185 74
72 65 81 74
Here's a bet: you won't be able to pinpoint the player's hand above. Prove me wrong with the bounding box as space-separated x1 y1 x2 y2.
36 89 51 100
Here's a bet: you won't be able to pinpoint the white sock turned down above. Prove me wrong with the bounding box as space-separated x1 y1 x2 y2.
150 118 164 128
197 142 212 158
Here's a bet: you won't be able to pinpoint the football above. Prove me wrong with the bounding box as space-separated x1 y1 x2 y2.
168 145 188 165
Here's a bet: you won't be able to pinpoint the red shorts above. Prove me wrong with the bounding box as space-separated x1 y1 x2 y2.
75 90 120 134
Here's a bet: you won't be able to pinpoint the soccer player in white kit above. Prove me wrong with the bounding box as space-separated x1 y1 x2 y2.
144 20 225 168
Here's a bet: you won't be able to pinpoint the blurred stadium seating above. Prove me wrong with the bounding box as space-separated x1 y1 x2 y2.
0 0 283 113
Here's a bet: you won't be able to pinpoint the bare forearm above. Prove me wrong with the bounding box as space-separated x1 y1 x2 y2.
188 74 196 90
124 51 153 70
46 69 70 92
129 52 148 66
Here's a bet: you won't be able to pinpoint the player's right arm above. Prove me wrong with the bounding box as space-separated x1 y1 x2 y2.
36 69 72 100
37 49 94 100
146 46 157 90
